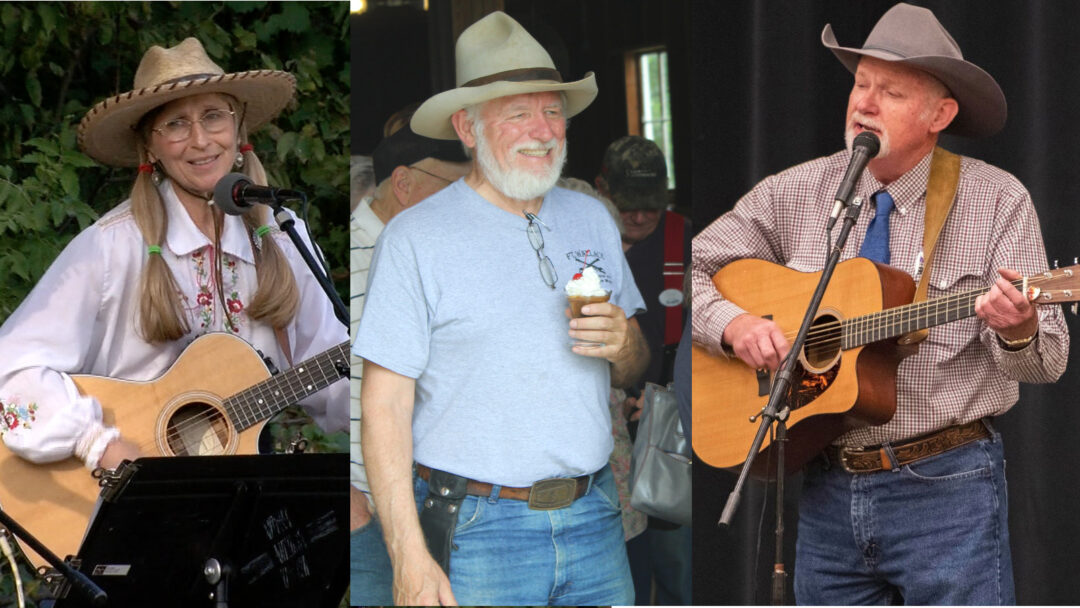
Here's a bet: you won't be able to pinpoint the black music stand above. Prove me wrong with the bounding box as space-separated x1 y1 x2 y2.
53 453 348 608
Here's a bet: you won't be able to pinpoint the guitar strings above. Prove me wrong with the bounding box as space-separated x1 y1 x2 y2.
126 354 342 456
773 275 1058 359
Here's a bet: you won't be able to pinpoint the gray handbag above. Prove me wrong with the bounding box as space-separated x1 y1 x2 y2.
629 382 692 527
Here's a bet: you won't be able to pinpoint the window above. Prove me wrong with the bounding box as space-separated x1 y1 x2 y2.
626 48 675 189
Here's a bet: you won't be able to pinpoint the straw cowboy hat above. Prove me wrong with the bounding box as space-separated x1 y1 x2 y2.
822 2 1006 138
78 37 296 167
411 11 598 140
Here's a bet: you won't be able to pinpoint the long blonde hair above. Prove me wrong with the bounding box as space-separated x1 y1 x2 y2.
132 103 299 343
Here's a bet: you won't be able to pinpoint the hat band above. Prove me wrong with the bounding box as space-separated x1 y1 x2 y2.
158 72 221 86
463 67 563 87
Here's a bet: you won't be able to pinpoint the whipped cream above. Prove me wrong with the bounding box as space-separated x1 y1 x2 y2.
565 266 607 297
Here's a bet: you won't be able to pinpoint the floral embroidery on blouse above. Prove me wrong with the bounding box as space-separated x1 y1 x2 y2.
190 247 246 333
1 398 38 438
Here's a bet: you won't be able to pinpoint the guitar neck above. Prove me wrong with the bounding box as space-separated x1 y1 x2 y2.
223 341 349 430
842 280 1017 349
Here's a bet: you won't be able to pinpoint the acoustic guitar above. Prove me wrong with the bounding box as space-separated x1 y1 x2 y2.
692 257 1080 477
0 332 348 569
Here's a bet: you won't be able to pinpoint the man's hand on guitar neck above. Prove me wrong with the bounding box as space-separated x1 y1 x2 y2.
975 267 1040 343
723 313 791 371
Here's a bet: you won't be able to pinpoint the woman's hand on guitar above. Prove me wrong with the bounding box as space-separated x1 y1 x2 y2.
99 437 142 470
723 313 791 370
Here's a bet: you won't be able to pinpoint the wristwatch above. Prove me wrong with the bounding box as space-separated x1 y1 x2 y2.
997 329 1038 351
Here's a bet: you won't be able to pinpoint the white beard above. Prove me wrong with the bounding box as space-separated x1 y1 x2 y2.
845 113 891 160
475 131 567 201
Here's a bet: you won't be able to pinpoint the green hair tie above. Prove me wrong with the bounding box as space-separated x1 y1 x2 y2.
255 225 272 238
147 245 162 255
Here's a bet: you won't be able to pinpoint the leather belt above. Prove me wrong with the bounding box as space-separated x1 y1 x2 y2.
415 464 591 510
827 419 991 474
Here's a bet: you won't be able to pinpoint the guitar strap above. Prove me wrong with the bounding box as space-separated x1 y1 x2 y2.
898 146 961 345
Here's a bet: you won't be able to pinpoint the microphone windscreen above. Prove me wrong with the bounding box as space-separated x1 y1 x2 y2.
853 131 881 158
212 172 251 216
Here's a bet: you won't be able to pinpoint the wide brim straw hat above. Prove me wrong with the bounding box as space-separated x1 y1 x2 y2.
78 37 296 167
411 11 597 140
822 2 1006 138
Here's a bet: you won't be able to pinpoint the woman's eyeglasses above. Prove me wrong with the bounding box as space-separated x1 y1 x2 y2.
152 109 236 143
525 212 557 289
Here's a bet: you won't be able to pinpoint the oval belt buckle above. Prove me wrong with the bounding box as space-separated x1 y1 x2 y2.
527 477 577 510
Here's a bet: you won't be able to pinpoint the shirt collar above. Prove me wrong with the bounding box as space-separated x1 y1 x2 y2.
859 150 934 213
161 179 256 263
352 196 385 237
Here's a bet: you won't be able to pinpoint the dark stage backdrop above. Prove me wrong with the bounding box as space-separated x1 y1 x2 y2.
691 1 1080 605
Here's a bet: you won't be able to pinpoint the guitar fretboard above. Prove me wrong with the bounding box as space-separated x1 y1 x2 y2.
841 279 1023 349
222 341 349 430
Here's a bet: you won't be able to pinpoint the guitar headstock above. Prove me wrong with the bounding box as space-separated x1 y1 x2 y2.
1024 263 1080 308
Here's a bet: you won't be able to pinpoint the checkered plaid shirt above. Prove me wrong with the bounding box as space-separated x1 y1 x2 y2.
692 149 1069 447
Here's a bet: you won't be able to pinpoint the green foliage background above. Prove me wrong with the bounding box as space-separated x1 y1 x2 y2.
0 1 350 319
0 3 349 606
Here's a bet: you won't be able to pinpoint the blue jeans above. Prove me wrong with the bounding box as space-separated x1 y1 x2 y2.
413 465 634 606
794 428 1015 605
349 514 393 606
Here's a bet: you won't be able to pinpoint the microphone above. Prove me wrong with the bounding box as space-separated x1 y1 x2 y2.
212 172 302 215
828 131 881 230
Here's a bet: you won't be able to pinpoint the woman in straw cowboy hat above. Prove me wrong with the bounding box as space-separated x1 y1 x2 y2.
0 38 347 473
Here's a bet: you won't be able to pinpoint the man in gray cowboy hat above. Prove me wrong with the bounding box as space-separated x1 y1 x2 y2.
353 10 646 606
692 3 1067 605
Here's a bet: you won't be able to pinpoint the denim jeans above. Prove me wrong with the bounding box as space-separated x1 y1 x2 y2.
794 428 1014 605
349 514 394 606
413 464 634 606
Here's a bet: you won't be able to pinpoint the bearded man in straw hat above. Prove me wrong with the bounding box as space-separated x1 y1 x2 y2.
692 3 1068 604
354 10 646 606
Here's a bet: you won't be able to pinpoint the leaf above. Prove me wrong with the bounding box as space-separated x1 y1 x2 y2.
25 73 41 107
225 1 265 14
1 4 18 28
60 167 79 197
36 4 57 35
276 131 298 162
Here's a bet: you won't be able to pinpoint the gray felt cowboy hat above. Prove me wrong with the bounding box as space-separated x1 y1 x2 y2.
79 37 296 167
822 2 1006 138
411 11 598 140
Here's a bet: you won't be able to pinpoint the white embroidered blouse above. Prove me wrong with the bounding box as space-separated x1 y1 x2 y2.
0 180 348 468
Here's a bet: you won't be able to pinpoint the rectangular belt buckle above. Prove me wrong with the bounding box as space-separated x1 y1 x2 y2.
527 477 577 510
838 449 863 474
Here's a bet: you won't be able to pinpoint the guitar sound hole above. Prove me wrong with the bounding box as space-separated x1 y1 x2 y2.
787 311 843 412
165 403 229 456
802 312 842 370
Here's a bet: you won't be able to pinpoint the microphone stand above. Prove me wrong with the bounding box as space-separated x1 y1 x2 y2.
718 196 866 604
0 508 107 606
267 193 349 328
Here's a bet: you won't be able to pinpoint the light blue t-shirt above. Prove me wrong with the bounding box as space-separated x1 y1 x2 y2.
353 180 645 486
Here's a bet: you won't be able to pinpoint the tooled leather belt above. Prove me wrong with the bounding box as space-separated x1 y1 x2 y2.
826 419 991 474
416 464 591 510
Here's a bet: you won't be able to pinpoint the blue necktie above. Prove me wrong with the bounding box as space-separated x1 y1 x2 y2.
859 190 894 264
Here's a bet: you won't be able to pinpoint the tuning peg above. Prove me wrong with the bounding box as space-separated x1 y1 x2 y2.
1053 259 1059 269
1072 303 1078 316
1074 257 1078 266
